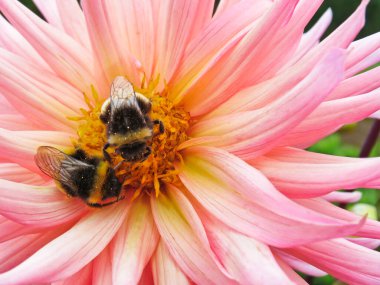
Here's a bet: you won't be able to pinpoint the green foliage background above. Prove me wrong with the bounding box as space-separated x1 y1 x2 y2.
15 1 380 284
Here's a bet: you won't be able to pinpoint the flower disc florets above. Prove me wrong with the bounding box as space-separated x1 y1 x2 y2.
69 79 190 199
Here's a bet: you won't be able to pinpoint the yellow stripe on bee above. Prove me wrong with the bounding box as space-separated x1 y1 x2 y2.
87 161 109 203
108 128 152 145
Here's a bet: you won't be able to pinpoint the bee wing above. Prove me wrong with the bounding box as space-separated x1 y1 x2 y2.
110 76 139 111
34 146 92 190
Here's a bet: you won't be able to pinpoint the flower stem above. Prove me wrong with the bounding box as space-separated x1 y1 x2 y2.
359 119 380 158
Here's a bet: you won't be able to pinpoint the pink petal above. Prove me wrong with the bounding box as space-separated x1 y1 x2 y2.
280 89 380 147
323 191 362 204
346 48 380 77
152 241 191 285
275 251 327 277
111 195 159 285
285 239 380 285
0 201 128 284
0 49 82 132
0 215 41 243
214 0 271 17
178 147 365 247
182 49 344 160
297 198 380 239
169 0 271 103
151 185 235 285
0 163 44 185
0 179 87 227
328 65 380 100
154 0 214 82
138 263 154 285
0 114 39 131
288 8 332 66
250 147 380 198
0 227 69 274
80 0 142 85
175 0 300 116
33 0 91 50
0 129 71 172
347 237 380 250
371 110 380 119
273 255 308 285
0 15 50 70
53 262 93 285
0 0 98 94
345 31 380 75
92 247 112 285
205 218 295 284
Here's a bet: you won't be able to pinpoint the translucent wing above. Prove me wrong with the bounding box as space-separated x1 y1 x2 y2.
110 76 138 111
34 146 93 191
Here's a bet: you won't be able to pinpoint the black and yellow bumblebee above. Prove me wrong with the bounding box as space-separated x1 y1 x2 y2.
100 76 164 163
34 146 125 207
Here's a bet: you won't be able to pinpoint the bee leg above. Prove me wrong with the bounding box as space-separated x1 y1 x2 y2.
153 120 165 134
103 143 111 162
141 146 151 162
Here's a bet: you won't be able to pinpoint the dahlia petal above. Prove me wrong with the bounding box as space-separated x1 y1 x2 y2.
285 239 380 285
0 163 44 185
0 114 39 131
371 111 380 120
323 191 362 204
205 219 294 284
0 201 128 284
177 0 301 116
280 89 380 147
111 196 159 285
345 32 380 74
92 247 112 285
346 48 380 77
289 8 332 65
0 228 68 273
328 66 380 100
0 15 50 70
250 147 380 198
183 49 344 159
152 241 191 285
151 186 235 285
0 0 97 93
0 179 87 227
0 50 81 132
0 215 40 243
297 0 369 67
81 0 141 85
33 0 91 50
347 237 380 249
178 147 365 247
273 256 308 285
53 262 93 285
214 0 272 17
169 0 271 103
138 263 154 285
275 251 327 277
154 0 214 81
297 198 380 239
0 129 71 171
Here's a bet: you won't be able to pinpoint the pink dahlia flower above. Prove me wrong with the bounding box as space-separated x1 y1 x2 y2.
1 0 380 284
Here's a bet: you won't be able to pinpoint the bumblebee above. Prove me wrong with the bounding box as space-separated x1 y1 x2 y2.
100 76 164 163
34 146 125 207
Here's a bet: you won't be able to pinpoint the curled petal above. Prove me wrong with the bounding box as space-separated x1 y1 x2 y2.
347 238 380 250
0 201 128 284
250 147 380 198
285 239 380 285
0 0 98 93
151 185 235 285
178 147 365 247
152 241 191 285
182 49 344 159
33 0 91 50
323 191 362 204
273 256 308 285
205 218 294 284
0 179 87 227
0 128 71 172
346 48 380 77
111 195 159 285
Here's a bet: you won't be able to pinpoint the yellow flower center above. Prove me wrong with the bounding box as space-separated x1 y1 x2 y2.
68 79 190 199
